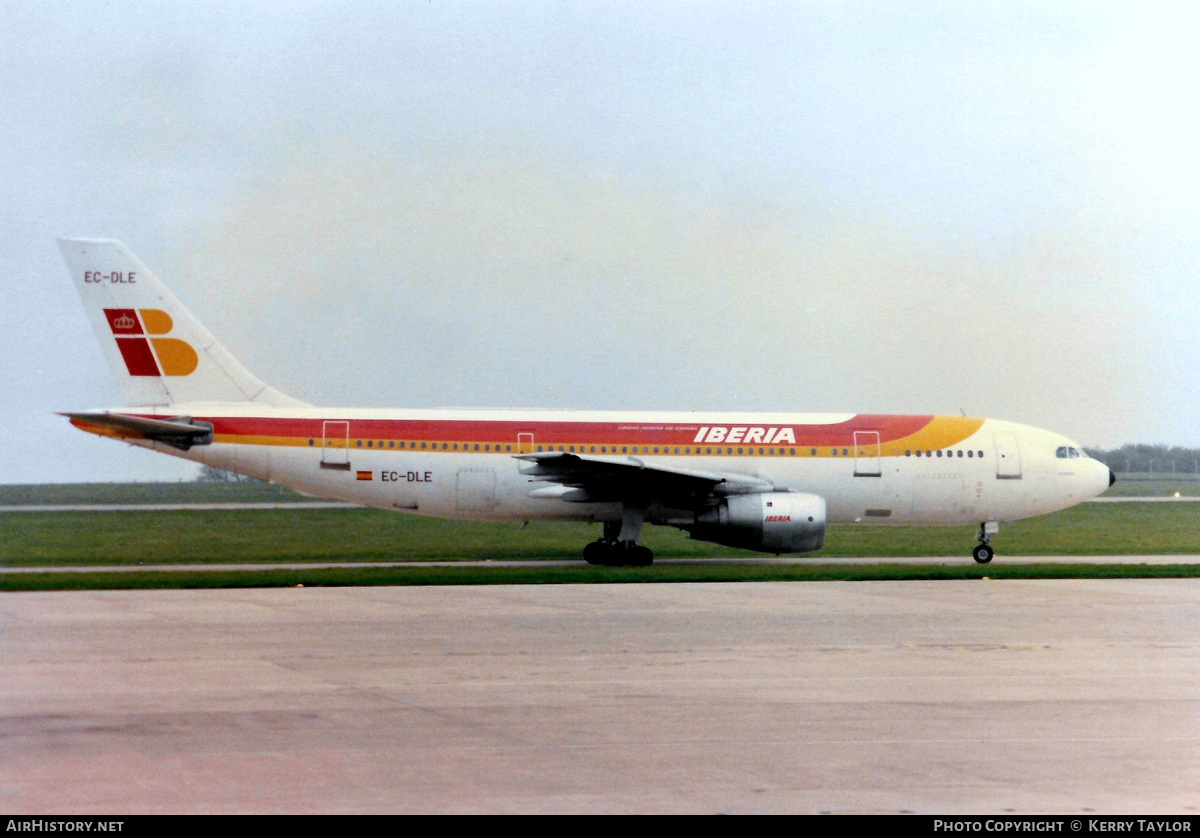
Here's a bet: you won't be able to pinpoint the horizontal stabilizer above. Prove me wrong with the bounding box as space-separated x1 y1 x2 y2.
61 411 214 451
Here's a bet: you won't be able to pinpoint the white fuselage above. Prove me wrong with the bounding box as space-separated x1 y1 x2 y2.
95 406 1112 529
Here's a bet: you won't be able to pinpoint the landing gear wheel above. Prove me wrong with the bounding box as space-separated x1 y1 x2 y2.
584 532 654 567
631 545 654 566
972 544 994 564
611 541 642 567
583 540 613 566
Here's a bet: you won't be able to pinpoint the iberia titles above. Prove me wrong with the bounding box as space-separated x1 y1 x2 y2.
693 426 796 445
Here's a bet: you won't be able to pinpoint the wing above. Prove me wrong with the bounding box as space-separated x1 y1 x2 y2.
516 451 776 508
61 411 213 451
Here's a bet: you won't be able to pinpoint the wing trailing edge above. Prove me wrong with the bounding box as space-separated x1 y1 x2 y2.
516 450 777 507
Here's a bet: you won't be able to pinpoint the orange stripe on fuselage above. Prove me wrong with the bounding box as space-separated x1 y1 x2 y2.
879 416 985 456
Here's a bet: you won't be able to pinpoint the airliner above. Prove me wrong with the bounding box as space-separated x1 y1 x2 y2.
57 239 1114 565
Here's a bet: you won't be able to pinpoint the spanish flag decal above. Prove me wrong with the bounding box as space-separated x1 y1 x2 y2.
356 470 373 481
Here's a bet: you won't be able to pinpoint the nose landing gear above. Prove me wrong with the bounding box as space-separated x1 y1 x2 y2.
973 521 998 564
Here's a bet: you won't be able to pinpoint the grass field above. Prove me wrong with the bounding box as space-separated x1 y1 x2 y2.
1 483 1197 590
0 481 309 505
2 492 1197 564
7 561 1198 593
2 475 1194 506
1099 478 1200 497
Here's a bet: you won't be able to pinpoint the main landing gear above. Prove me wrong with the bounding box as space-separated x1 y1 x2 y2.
583 539 654 567
583 513 654 567
973 521 998 564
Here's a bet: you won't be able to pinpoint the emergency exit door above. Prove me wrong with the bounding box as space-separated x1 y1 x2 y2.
321 420 351 470
854 431 881 476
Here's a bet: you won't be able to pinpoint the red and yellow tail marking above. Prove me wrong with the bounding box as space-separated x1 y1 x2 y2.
103 308 198 377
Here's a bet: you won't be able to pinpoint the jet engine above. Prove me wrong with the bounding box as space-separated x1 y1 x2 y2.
688 492 826 553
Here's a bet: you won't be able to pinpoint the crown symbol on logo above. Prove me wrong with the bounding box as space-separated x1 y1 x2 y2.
113 313 136 330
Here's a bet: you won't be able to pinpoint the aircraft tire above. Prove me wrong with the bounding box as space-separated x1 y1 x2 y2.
605 541 653 567
972 544 994 564
583 540 613 565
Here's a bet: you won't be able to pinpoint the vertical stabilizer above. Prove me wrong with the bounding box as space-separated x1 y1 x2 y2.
57 238 308 407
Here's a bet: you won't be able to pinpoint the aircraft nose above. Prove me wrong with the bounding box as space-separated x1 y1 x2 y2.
1109 467 1116 488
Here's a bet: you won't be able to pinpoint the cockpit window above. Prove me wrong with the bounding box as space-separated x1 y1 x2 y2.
1056 446 1083 459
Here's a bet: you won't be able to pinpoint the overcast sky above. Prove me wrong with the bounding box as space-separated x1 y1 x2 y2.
4 1 1198 483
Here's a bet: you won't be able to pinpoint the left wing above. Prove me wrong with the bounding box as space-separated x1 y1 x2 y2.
516 450 777 508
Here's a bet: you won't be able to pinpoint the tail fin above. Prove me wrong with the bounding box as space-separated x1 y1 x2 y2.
57 238 308 407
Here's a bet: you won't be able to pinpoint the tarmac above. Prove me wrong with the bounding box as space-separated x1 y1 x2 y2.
3 579 1198 814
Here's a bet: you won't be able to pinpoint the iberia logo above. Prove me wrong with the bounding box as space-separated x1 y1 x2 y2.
102 308 198 376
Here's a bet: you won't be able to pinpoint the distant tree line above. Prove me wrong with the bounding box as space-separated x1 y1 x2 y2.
194 465 262 483
1085 444 1200 477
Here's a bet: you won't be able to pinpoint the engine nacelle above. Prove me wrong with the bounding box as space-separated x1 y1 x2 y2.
689 492 826 553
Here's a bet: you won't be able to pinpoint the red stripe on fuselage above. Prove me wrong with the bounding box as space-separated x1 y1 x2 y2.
202 414 935 446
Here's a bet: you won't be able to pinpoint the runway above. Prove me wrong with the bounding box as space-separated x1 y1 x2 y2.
3 580 1198 813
